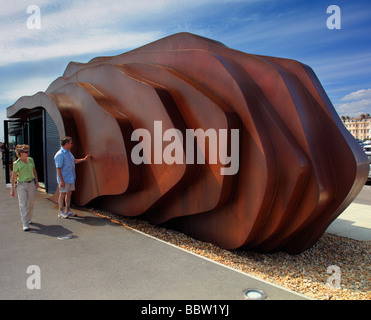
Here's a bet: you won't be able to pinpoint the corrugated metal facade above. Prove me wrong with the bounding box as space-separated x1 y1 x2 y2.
44 110 60 194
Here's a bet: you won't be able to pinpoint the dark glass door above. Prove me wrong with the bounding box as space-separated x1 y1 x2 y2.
3 120 28 184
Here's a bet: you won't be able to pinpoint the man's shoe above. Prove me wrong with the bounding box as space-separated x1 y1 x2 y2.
58 211 69 219
23 225 30 231
66 210 77 217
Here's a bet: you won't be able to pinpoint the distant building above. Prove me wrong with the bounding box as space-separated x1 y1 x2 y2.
341 114 371 141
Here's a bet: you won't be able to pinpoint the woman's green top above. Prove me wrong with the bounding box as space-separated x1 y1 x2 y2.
13 157 35 182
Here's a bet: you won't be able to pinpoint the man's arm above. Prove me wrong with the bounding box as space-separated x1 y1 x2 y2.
56 167 65 188
75 154 91 164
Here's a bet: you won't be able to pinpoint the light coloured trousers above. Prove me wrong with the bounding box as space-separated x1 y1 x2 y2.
17 181 37 227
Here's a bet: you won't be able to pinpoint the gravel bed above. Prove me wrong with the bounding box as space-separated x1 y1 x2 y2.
88 208 370 300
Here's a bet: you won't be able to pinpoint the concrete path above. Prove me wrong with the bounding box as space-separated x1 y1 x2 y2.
1 166 370 300
0 168 308 300
326 184 371 241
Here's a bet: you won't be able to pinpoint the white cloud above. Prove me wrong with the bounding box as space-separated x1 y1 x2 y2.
341 89 371 102
0 31 162 66
307 53 371 85
0 77 55 105
0 0 51 17
336 89 371 117
0 0 256 67
0 0 169 66
0 76 53 141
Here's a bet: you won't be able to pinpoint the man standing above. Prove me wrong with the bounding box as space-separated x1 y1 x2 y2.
54 136 91 218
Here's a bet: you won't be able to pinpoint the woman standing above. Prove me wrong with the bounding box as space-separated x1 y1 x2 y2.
10 145 39 231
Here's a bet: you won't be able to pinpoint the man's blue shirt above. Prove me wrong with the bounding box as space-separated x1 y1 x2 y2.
54 147 76 183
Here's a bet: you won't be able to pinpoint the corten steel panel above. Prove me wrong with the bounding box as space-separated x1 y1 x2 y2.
7 33 369 254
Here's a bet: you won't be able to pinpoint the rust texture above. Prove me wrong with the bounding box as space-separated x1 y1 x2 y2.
7 33 369 254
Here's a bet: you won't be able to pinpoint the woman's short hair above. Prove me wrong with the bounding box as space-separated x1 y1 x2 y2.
15 144 30 158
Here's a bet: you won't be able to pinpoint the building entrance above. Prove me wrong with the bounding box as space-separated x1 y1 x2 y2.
3 108 59 194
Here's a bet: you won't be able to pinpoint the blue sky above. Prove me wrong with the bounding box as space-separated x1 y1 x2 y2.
1 0 371 141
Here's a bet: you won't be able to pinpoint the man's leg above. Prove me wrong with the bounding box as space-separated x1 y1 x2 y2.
65 191 72 212
58 191 66 212
58 190 69 218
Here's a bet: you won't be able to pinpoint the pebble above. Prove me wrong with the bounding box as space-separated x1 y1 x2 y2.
88 207 370 300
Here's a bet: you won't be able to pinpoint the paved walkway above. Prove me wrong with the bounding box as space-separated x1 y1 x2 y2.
0 168 308 300
326 185 371 241
1 166 370 300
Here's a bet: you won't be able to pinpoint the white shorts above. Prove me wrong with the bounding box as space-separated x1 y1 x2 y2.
59 183 75 193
